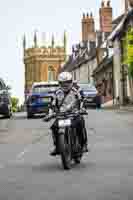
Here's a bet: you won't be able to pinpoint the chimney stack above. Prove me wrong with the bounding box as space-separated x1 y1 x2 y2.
99 1 112 35
82 12 96 42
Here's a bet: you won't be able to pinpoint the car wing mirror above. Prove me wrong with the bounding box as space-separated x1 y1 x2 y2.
6 85 11 90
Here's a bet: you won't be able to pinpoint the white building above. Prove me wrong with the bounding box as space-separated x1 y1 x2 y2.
108 8 133 104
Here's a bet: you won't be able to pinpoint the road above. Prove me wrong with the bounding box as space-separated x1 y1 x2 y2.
0 109 133 200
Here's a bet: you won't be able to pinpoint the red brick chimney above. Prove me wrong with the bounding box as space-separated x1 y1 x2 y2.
99 0 112 34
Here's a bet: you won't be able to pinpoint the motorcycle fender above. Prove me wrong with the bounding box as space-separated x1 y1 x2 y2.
58 128 65 135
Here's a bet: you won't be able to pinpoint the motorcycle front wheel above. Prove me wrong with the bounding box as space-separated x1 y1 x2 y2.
58 130 71 170
73 130 82 164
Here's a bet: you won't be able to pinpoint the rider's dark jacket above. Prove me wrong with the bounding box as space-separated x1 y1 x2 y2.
51 86 81 113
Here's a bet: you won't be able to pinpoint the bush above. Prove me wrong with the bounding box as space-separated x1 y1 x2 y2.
128 62 133 78
11 97 19 113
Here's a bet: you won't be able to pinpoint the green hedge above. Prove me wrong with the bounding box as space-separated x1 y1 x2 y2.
128 62 133 78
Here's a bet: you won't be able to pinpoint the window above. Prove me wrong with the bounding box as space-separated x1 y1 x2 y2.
74 71 76 80
32 84 59 93
48 66 56 81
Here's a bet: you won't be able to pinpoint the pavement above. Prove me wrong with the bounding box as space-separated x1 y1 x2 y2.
119 105 133 112
0 110 133 200
102 99 133 112
103 105 133 113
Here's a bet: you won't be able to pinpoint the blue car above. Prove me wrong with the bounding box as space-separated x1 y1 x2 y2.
26 82 59 118
79 83 100 108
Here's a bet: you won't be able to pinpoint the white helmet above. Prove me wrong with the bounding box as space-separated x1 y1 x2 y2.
73 80 78 84
58 72 72 82
58 72 72 92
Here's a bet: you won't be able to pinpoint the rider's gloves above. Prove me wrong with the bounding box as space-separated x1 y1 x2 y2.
49 108 53 115
43 116 50 122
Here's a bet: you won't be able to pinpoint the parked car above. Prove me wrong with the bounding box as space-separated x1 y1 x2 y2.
0 78 12 118
79 83 100 108
26 81 59 118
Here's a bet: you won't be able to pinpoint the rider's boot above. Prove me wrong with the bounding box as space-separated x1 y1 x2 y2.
82 143 89 153
50 147 60 156
50 137 60 156
50 130 60 156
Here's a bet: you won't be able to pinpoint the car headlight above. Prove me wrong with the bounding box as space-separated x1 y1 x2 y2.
0 95 9 103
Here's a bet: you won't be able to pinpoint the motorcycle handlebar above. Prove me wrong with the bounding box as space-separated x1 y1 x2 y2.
43 109 88 122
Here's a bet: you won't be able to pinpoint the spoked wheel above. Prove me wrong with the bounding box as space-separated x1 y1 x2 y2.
58 130 71 170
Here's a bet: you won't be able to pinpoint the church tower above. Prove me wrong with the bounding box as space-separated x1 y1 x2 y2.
23 32 67 96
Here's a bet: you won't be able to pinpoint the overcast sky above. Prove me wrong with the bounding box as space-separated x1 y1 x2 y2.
0 0 123 104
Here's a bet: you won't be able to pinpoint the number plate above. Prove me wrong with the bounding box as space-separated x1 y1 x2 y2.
58 119 71 127
87 98 93 102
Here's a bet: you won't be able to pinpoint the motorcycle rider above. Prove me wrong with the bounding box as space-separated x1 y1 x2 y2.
48 72 88 156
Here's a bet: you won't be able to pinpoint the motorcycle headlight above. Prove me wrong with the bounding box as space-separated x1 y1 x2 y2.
58 119 71 128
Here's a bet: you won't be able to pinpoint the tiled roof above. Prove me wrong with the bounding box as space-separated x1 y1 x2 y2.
93 56 113 75
60 43 96 72
108 9 133 41
112 14 125 27
60 12 127 74
61 47 97 72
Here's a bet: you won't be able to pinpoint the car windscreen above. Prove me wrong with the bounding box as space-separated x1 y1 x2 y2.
32 84 59 93
79 84 97 91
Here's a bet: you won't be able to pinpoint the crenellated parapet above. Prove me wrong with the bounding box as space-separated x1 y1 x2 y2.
23 31 67 58
24 46 66 60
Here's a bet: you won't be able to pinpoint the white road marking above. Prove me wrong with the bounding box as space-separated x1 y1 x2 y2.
15 144 33 160
0 142 133 169
0 132 49 169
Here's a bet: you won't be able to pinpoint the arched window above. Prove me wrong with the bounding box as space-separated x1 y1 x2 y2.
48 66 56 81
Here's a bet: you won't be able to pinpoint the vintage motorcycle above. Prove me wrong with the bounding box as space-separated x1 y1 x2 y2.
43 109 88 170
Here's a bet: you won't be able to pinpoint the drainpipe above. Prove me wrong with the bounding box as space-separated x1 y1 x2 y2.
112 63 115 105
106 40 115 104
